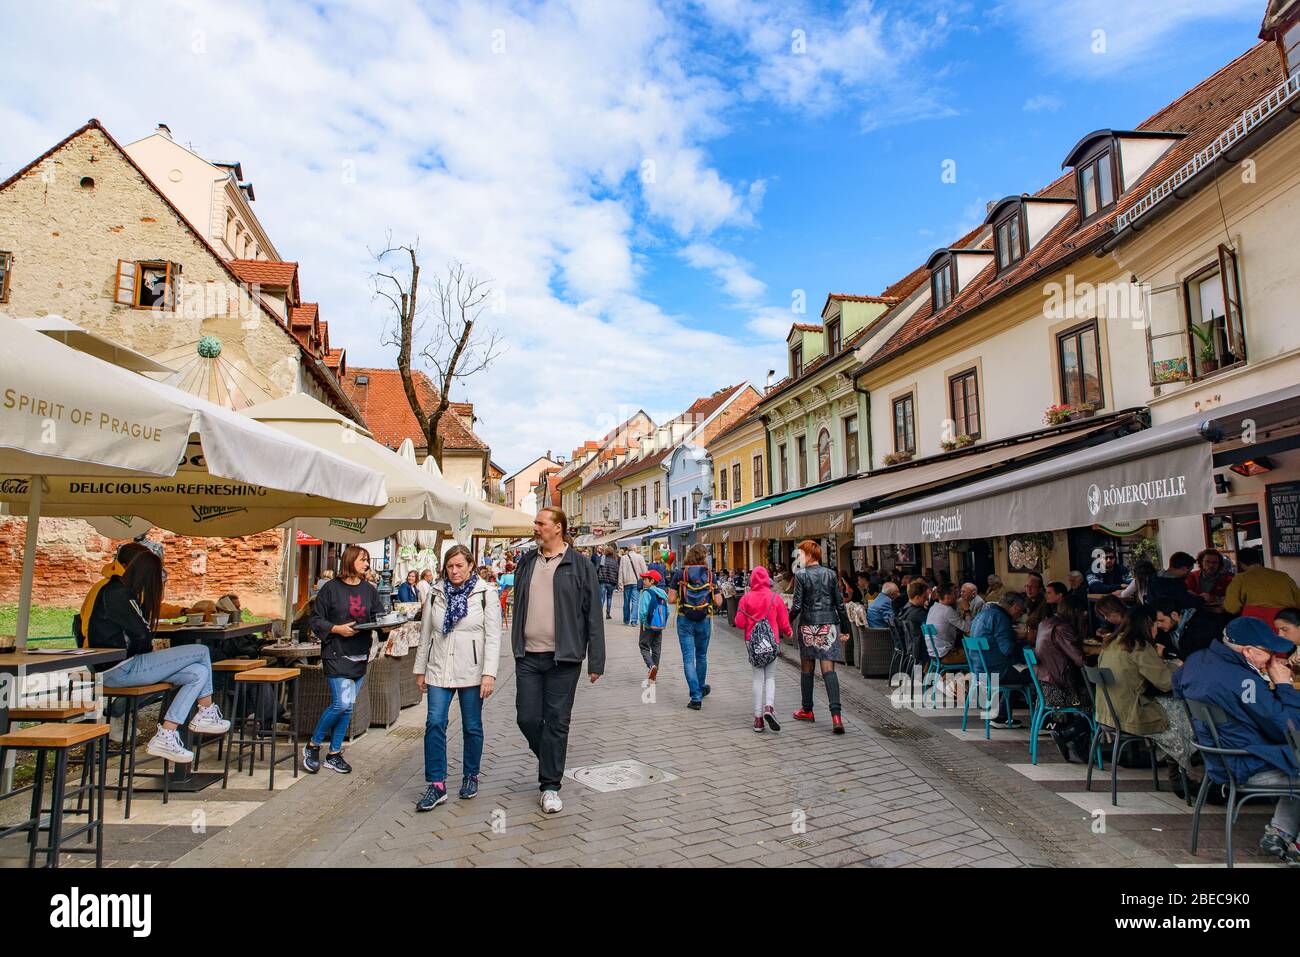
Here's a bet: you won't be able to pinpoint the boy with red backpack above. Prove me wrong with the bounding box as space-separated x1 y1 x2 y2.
637 569 670 685
668 545 723 710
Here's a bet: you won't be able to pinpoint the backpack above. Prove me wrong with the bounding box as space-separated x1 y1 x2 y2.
645 588 669 630
746 594 779 668
678 565 715 622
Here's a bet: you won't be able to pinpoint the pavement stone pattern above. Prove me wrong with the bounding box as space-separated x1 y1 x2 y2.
170 613 1178 868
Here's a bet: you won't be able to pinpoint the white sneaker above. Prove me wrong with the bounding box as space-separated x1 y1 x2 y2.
146 729 194 764
539 789 563 814
188 703 231 735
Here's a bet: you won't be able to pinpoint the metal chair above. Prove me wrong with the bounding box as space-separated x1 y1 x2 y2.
921 623 968 708
1185 699 1300 868
887 620 913 685
1082 666 1160 806
1021 649 1095 765
961 636 1034 738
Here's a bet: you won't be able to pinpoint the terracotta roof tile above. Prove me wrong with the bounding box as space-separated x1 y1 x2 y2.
862 41 1282 373
228 259 300 303
341 367 489 453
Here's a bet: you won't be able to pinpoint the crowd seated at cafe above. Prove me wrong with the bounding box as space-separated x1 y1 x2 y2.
1186 548 1232 604
867 582 898 627
1153 594 1225 661
1095 606 1175 742
924 582 968 663
896 579 930 633
1093 595 1126 639
1086 550 1126 594
1148 552 1204 610
1223 547 1300 625
1173 615 1300 865
1034 591 1089 761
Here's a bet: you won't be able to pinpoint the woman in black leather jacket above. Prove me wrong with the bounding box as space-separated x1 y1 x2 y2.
789 539 848 733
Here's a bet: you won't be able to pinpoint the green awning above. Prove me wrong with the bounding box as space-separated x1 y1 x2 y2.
697 482 835 529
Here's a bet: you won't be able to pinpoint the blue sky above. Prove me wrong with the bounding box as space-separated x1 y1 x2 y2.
0 0 1266 471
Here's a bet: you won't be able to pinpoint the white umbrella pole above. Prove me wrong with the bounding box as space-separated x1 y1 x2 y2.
15 475 43 650
282 522 299 640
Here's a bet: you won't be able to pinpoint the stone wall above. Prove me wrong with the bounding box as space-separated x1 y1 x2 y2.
0 517 287 617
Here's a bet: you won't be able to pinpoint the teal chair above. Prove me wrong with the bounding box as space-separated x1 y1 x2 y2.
921 623 968 708
961 636 1034 738
1021 648 1097 765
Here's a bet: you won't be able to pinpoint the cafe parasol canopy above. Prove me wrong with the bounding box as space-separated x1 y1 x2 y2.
0 315 388 645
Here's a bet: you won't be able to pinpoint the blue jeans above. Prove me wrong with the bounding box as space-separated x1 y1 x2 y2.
424 685 484 784
622 584 640 625
601 583 615 617
677 615 711 702
103 644 213 726
311 675 365 752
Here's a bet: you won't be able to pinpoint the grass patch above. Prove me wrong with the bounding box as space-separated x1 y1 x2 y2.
0 604 79 642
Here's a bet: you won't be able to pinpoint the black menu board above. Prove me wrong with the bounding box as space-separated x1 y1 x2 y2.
1266 481 1300 557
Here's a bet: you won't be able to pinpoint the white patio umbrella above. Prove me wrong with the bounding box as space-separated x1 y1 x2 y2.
0 316 387 646
394 439 419 579
240 393 491 629
13 314 175 374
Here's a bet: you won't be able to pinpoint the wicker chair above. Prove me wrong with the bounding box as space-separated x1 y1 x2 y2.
859 627 894 678
367 653 402 728
295 662 370 743
399 651 423 708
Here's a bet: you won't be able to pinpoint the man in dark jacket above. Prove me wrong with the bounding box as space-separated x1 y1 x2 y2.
968 592 1030 728
511 508 605 815
1153 595 1226 661
1173 616 1300 864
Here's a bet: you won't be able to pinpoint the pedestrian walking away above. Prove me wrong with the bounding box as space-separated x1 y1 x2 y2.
511 507 605 814
304 545 382 774
734 565 792 732
619 546 647 625
668 544 722 710
597 545 620 619
789 539 849 733
637 568 669 685
413 545 501 811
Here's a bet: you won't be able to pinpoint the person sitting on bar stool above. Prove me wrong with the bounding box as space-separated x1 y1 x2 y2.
88 548 231 764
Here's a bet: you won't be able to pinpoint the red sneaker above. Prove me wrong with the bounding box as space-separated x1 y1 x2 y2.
793 708 816 722
832 714 845 734
753 716 765 733
647 665 657 683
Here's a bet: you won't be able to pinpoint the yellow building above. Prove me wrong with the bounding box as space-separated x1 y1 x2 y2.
704 413 767 570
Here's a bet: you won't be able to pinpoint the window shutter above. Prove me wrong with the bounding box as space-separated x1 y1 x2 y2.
114 259 137 305
1218 244 1245 359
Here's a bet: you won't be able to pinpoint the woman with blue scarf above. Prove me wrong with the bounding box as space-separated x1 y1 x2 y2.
413 545 502 811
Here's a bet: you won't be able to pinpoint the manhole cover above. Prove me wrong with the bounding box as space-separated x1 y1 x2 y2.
386 726 424 740
565 760 678 793
781 837 818 849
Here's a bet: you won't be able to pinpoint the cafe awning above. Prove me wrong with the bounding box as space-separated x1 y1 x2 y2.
575 526 641 549
615 526 654 548
619 522 695 546
852 407 1230 548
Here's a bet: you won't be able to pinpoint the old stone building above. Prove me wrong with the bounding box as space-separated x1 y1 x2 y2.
0 119 359 615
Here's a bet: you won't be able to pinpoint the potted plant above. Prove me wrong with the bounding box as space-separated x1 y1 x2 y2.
939 439 958 452
1189 322 1219 374
883 451 913 466
955 433 975 448
1068 402 1097 421
1129 536 1161 568
1043 404 1071 426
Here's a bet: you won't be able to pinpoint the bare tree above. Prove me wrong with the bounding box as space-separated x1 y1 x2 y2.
371 238 505 467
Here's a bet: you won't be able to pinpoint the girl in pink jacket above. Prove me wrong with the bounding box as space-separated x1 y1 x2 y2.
735 566 793 732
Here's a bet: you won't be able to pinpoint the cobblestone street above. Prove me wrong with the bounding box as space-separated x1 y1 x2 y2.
162 615 1177 868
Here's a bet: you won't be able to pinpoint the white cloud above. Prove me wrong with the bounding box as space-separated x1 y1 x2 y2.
680 242 766 305
1022 94 1062 113
994 0 1258 75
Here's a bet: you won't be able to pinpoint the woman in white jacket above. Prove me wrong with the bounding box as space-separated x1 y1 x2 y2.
414 545 501 811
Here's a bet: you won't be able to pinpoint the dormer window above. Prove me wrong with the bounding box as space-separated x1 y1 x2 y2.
791 343 803 378
826 318 842 356
994 208 1025 272
929 255 956 311
1076 147 1117 220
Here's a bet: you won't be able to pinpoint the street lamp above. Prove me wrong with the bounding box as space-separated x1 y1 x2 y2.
602 506 610 522
691 487 703 518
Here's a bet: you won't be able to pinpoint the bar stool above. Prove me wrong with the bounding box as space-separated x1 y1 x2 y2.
196 659 268 769
0 722 110 867
102 683 173 819
223 667 301 790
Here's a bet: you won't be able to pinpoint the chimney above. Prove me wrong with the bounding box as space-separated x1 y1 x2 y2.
986 199 997 215
766 368 776 390
640 436 654 456
671 421 689 443
157 123 173 139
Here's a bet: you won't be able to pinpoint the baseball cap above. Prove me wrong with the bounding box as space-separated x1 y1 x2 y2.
1224 616 1296 654
640 569 661 583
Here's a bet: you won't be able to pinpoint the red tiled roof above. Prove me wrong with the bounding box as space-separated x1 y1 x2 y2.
340 367 488 453
861 41 1282 373
323 348 345 372
705 410 763 449
228 259 300 304
791 322 823 333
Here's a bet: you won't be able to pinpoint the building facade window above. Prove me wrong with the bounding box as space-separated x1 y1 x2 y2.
0 251 12 303
732 462 742 504
796 434 809 487
893 394 916 454
640 486 646 516
826 318 842 356
994 209 1025 272
673 499 678 523
817 428 832 483
623 491 628 519
778 443 788 492
790 343 803 379
1057 321 1104 407
114 259 180 310
1076 148 1117 220
1184 245 1246 379
720 466 729 501
948 369 980 439
844 415 859 475
753 454 764 499
931 257 955 311
653 481 661 512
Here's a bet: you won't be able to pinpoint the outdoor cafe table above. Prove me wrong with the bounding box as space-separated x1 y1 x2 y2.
0 647 126 793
